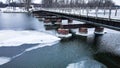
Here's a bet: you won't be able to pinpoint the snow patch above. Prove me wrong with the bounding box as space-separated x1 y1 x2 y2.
0 30 60 47
0 57 11 65
67 59 107 68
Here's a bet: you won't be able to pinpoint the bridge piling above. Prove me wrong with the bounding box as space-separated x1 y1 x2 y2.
55 19 62 25
94 27 105 35
68 19 73 24
76 27 88 36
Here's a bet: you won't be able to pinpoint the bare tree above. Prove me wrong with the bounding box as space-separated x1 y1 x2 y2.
22 0 32 11
41 0 115 8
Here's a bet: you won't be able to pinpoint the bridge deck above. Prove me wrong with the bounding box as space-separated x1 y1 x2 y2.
33 10 120 31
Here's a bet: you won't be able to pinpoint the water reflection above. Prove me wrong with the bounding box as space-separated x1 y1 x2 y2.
0 13 38 30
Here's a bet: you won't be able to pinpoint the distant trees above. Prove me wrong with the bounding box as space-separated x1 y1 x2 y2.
42 0 115 8
87 0 115 8
0 2 7 7
22 0 32 11
42 0 53 7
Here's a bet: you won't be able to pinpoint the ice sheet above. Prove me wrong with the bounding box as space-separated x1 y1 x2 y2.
0 30 60 47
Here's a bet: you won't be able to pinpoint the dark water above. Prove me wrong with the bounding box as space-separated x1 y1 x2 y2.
0 13 119 68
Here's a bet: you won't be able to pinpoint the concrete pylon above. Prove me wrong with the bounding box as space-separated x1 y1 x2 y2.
76 27 88 36
79 27 88 34
44 18 51 23
57 19 62 22
94 27 104 35
68 19 73 24
55 19 62 25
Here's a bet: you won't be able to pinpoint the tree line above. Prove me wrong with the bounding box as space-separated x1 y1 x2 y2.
0 1 41 8
42 0 115 8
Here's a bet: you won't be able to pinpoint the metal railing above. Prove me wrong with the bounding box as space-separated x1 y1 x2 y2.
41 7 120 20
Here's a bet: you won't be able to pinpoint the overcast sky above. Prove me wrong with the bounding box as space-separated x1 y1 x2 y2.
113 0 120 5
0 0 120 5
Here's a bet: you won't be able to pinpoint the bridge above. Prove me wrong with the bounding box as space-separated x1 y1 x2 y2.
34 10 120 30
33 8 120 31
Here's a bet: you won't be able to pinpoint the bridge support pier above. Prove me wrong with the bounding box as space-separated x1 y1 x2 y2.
55 19 62 25
94 27 105 35
44 18 51 23
76 27 88 36
39 18 44 21
44 18 51 25
57 19 62 22
68 19 73 24
32 12 39 16
79 27 88 34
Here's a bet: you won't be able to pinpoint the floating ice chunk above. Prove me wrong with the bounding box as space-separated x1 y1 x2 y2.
0 57 11 65
0 30 60 47
67 59 107 68
0 41 59 66
0 30 60 66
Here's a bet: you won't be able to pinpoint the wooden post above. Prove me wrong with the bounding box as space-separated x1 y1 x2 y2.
74 9 75 15
103 7 106 15
87 7 89 17
79 7 81 15
109 7 112 20
96 7 98 18
115 7 118 16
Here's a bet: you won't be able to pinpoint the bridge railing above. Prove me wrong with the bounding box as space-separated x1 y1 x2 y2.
42 7 120 20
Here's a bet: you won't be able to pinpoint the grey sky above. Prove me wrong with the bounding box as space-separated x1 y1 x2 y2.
113 0 120 5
